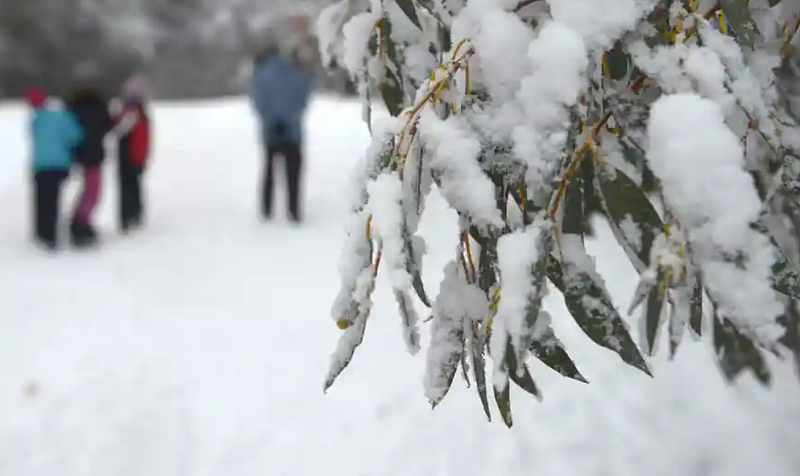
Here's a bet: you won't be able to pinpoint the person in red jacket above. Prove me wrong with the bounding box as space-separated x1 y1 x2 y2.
113 73 151 233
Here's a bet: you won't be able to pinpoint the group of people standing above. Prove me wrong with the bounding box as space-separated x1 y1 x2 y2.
27 65 151 251
25 39 311 253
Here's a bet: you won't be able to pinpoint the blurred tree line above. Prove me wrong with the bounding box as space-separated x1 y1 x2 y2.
0 0 353 99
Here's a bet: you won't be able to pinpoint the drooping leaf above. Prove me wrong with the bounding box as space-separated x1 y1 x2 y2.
377 18 406 116
779 302 800 380
395 290 421 354
529 317 588 383
468 321 492 421
596 163 663 272
493 379 513 428
396 0 422 29
643 268 668 356
562 150 590 237
714 314 771 386
719 0 761 49
689 274 703 336
606 40 630 81
548 254 652 376
513 229 553 364
325 267 377 391
771 246 800 300
425 263 468 407
669 268 697 358
505 341 542 399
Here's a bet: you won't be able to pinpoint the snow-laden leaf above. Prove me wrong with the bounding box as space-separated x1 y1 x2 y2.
596 163 663 272
714 315 771 386
690 274 704 336
395 290 422 354
529 313 587 383
425 262 484 407
771 245 800 300
492 220 552 369
719 0 760 49
466 321 492 421
325 265 377 392
669 268 697 358
779 303 800 380
396 0 422 29
504 340 541 399
645 268 667 356
493 377 513 428
548 245 651 376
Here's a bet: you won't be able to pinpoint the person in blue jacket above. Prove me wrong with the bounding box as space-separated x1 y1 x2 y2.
25 87 84 250
250 44 312 223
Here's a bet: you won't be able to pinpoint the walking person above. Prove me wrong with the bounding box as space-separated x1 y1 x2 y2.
113 73 152 233
25 87 83 251
67 62 113 247
250 44 312 223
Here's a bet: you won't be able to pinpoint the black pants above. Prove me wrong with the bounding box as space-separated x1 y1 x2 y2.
33 170 69 246
119 160 144 229
263 142 303 221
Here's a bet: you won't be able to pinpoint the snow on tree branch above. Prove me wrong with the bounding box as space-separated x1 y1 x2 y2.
319 0 800 425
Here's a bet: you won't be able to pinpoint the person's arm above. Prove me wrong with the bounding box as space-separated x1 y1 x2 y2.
111 107 139 137
65 111 84 148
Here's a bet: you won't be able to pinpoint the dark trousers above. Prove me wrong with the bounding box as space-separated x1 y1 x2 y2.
263 142 303 221
119 160 144 229
33 169 69 246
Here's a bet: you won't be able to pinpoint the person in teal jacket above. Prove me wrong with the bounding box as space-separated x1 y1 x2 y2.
26 87 84 250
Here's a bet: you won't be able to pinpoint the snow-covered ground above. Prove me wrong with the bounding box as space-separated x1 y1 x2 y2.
1 96 799 476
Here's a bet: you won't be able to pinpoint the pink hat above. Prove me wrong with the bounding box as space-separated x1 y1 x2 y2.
24 87 47 107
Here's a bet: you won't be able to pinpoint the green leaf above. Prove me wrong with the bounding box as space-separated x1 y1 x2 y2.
493 380 513 428
643 269 668 356
468 322 492 421
325 269 376 391
771 247 800 300
562 150 590 236
596 163 663 272
529 318 588 383
395 290 421 354
505 341 542 399
689 274 703 336
779 303 800 381
396 0 422 29
513 229 553 364
719 0 761 49
606 40 630 81
548 254 652 376
379 68 406 117
714 315 771 386
377 18 407 116
669 268 698 358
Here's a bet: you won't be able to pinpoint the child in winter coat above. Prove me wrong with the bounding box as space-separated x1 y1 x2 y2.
26 87 84 250
113 73 151 233
67 62 114 247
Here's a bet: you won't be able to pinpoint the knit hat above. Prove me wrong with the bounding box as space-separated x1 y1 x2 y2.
24 87 47 108
122 72 149 100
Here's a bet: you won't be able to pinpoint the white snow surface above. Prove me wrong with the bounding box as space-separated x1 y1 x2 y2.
1 95 800 476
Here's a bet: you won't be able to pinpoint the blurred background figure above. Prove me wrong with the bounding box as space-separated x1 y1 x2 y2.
113 71 152 234
25 86 83 251
250 42 312 224
67 61 114 248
